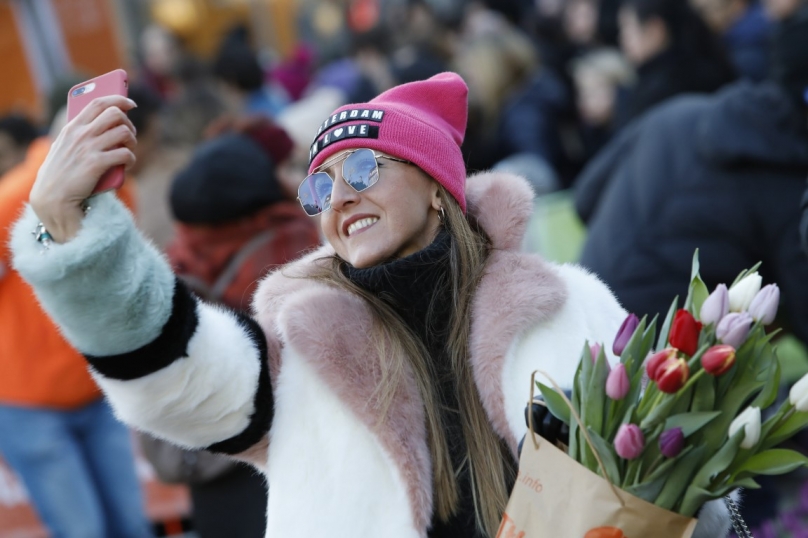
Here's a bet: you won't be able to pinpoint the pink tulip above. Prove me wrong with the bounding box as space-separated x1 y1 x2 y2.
590 343 603 362
614 424 645 460
606 363 630 400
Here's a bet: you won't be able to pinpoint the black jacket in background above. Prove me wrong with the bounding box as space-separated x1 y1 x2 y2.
614 47 736 130
575 81 808 344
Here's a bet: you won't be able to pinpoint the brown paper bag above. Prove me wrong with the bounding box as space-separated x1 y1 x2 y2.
498 372 699 538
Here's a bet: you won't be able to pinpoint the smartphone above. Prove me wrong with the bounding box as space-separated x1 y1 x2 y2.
66 69 129 195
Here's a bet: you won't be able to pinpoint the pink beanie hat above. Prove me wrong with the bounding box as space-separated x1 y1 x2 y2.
308 72 469 211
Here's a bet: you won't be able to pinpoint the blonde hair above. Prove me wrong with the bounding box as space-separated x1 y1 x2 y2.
308 185 515 536
571 48 636 87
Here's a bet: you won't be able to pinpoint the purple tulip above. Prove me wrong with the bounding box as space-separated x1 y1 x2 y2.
613 313 640 356
748 284 780 325
659 427 685 458
716 312 754 348
614 423 645 460
700 284 729 325
606 363 630 400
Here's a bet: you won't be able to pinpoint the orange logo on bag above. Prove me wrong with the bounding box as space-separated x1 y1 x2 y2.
584 527 626 538
496 513 526 538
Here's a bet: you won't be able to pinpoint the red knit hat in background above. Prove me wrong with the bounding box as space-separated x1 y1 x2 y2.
307 72 469 211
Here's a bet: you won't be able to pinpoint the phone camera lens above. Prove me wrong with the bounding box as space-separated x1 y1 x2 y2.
71 87 87 97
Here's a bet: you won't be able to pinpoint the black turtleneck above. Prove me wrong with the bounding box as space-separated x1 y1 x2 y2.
344 230 484 537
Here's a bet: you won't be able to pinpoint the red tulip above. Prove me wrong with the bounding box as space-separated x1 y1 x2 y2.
701 345 736 376
646 348 677 381
656 358 690 393
669 309 703 356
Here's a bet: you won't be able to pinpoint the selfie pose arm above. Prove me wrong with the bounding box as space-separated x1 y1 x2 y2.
11 97 272 458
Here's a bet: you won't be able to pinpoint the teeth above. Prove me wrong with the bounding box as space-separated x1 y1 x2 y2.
347 217 379 236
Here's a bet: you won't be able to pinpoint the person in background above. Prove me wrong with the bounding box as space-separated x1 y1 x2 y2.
615 0 737 129
691 0 771 81
571 48 636 164
0 115 40 178
213 26 288 119
576 1 808 334
0 115 151 537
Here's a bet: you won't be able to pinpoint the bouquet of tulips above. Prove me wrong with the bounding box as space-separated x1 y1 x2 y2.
539 253 808 517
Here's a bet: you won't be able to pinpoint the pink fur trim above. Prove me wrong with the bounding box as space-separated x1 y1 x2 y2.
469 251 566 453
465 171 535 252
278 287 433 530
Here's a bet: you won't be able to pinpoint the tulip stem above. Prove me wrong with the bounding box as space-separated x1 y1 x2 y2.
642 454 664 482
678 369 706 396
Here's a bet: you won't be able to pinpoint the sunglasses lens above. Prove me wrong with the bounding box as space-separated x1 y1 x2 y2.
343 148 379 192
298 172 333 216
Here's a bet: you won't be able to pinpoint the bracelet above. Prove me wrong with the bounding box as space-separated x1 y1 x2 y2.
32 202 92 251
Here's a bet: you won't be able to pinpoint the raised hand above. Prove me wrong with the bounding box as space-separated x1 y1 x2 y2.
30 95 137 243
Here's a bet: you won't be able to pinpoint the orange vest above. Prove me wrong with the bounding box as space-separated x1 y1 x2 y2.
0 138 137 409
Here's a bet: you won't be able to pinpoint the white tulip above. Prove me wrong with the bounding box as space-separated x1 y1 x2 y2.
729 406 762 449
789 373 808 412
729 272 762 313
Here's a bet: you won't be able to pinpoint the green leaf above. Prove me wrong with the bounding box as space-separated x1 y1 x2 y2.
657 296 679 351
625 475 668 504
654 445 706 510
585 427 622 485
732 449 808 478
664 411 722 438
751 359 781 410
584 351 610 438
679 486 715 517
536 382 571 426
640 394 680 430
690 375 716 413
691 430 744 490
684 252 710 315
762 410 808 450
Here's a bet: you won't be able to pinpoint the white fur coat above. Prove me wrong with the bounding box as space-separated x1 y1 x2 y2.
10 171 730 538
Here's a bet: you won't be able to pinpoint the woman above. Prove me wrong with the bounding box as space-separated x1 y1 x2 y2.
11 73 729 537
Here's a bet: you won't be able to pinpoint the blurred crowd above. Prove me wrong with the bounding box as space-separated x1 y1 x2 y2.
1 0 808 536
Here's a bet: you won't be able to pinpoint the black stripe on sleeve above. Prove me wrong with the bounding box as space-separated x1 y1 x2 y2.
206 314 273 455
85 279 199 380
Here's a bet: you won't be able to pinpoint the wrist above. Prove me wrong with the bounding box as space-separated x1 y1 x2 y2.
33 203 86 244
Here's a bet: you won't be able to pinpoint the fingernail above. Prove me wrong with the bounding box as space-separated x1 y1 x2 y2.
127 98 137 108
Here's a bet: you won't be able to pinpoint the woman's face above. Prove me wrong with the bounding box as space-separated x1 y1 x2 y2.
319 149 442 268
619 7 670 66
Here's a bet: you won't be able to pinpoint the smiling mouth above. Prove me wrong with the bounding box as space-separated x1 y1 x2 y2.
347 217 379 236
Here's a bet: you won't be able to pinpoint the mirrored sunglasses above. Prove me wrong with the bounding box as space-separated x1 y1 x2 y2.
297 148 410 217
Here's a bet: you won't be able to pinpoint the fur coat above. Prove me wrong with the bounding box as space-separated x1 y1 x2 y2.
10 171 730 537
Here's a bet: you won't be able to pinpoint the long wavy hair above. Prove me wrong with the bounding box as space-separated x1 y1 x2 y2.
307 183 516 536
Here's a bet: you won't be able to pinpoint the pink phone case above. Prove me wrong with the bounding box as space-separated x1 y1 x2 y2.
66 69 129 195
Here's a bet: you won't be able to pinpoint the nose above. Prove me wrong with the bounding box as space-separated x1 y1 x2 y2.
329 166 361 212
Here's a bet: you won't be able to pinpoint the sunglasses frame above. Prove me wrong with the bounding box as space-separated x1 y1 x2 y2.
297 148 411 217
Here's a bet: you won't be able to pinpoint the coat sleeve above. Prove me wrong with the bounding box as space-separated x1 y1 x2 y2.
10 193 272 454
